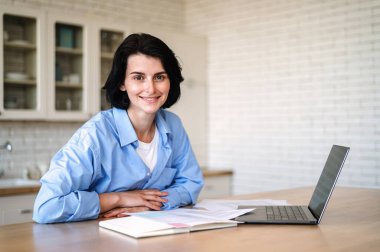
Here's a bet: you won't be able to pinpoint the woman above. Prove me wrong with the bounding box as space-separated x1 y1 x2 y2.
33 33 204 223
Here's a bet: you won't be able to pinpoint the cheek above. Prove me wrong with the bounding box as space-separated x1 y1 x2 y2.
162 82 171 95
124 83 140 94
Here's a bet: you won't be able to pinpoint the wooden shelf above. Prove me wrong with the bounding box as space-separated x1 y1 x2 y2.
56 47 83 55
55 81 82 89
4 41 36 50
4 79 36 86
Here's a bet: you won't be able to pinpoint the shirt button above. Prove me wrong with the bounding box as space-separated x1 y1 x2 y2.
147 172 150 176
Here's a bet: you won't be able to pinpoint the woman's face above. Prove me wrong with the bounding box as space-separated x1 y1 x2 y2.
120 53 170 116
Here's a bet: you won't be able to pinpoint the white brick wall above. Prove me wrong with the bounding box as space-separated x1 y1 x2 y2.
185 0 380 194
1 0 379 194
0 121 82 177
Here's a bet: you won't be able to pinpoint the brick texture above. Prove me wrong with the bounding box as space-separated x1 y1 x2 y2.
185 0 380 194
1 0 379 194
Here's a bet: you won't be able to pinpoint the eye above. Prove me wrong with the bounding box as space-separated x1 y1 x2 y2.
154 74 167 81
132 74 144 81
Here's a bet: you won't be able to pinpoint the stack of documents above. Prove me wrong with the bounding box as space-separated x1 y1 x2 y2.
99 207 252 238
99 199 287 238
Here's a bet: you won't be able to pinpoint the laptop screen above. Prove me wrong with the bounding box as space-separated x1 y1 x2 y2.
308 145 350 222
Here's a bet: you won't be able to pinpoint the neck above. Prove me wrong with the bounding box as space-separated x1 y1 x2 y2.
127 108 156 143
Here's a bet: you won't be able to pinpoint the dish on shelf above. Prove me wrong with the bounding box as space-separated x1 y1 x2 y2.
8 40 30 45
5 72 29 81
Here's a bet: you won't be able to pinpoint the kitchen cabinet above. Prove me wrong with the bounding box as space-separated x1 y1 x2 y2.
0 7 93 121
91 22 128 113
0 3 208 149
199 170 233 199
0 6 47 119
0 193 37 226
46 13 91 120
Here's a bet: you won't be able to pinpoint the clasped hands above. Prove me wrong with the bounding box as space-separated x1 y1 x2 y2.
99 189 168 218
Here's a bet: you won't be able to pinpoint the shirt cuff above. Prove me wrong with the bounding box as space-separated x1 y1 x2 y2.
161 187 192 210
67 191 100 221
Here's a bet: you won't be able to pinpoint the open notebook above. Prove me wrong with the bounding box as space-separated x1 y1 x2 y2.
99 208 243 238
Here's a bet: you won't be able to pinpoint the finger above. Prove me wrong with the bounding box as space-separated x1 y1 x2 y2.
142 194 168 203
149 201 163 207
117 207 150 217
102 208 130 218
143 200 164 211
142 190 169 196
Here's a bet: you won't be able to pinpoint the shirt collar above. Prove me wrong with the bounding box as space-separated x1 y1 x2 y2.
155 110 172 146
113 107 137 147
113 108 172 147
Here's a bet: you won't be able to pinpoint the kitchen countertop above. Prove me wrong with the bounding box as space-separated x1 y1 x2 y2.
201 169 233 177
0 169 233 197
0 179 41 196
0 186 40 196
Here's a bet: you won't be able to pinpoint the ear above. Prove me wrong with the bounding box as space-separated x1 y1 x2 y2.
120 84 126 92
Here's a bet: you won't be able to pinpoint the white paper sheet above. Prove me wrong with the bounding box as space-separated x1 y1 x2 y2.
128 207 253 227
195 199 288 211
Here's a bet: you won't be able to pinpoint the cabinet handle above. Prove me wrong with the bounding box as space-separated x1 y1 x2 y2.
18 209 33 214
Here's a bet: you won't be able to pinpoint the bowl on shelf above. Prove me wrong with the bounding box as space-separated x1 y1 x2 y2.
8 39 30 45
5 72 29 81
4 100 18 109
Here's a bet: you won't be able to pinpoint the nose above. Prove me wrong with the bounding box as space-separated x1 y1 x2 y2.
144 78 155 93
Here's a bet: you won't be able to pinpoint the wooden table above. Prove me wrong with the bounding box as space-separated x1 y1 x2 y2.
0 187 379 252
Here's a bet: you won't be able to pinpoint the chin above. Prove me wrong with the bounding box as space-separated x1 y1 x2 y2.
143 106 161 114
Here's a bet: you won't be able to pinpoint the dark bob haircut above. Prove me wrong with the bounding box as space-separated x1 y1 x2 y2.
103 33 184 109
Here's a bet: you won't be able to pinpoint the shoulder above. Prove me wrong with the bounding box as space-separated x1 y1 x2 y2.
71 109 116 145
157 109 185 134
158 109 182 125
156 109 188 143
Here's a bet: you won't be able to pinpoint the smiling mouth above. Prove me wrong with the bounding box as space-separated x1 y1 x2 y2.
140 96 160 103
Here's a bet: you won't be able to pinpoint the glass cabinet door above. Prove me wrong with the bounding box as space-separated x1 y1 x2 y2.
3 14 37 110
54 23 83 112
1 7 46 120
99 29 123 110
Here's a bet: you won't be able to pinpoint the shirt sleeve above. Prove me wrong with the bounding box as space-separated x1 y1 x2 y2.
33 135 100 224
160 115 204 210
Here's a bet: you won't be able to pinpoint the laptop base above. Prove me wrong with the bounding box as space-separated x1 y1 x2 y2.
235 205 318 224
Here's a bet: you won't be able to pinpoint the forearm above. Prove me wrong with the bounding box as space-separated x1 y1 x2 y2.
99 192 121 214
99 190 168 215
33 189 100 223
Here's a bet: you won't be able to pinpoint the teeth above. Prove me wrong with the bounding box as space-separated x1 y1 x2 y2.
142 97 157 102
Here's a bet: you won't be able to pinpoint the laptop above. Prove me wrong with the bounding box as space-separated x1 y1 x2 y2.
235 145 350 224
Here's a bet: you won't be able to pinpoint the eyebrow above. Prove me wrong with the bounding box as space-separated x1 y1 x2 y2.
129 71 167 75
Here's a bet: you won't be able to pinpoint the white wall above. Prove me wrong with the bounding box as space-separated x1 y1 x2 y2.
185 0 380 194
1 0 379 194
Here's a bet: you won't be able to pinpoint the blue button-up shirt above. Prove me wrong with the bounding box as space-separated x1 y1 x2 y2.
33 108 204 223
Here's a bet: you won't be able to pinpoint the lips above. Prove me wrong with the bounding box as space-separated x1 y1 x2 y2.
140 96 160 104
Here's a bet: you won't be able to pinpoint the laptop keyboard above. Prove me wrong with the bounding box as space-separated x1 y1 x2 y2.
266 206 309 221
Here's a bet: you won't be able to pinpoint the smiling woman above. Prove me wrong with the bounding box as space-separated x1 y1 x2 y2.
121 54 171 131
33 33 204 224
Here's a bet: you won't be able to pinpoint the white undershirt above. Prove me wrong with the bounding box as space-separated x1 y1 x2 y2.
136 127 159 171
